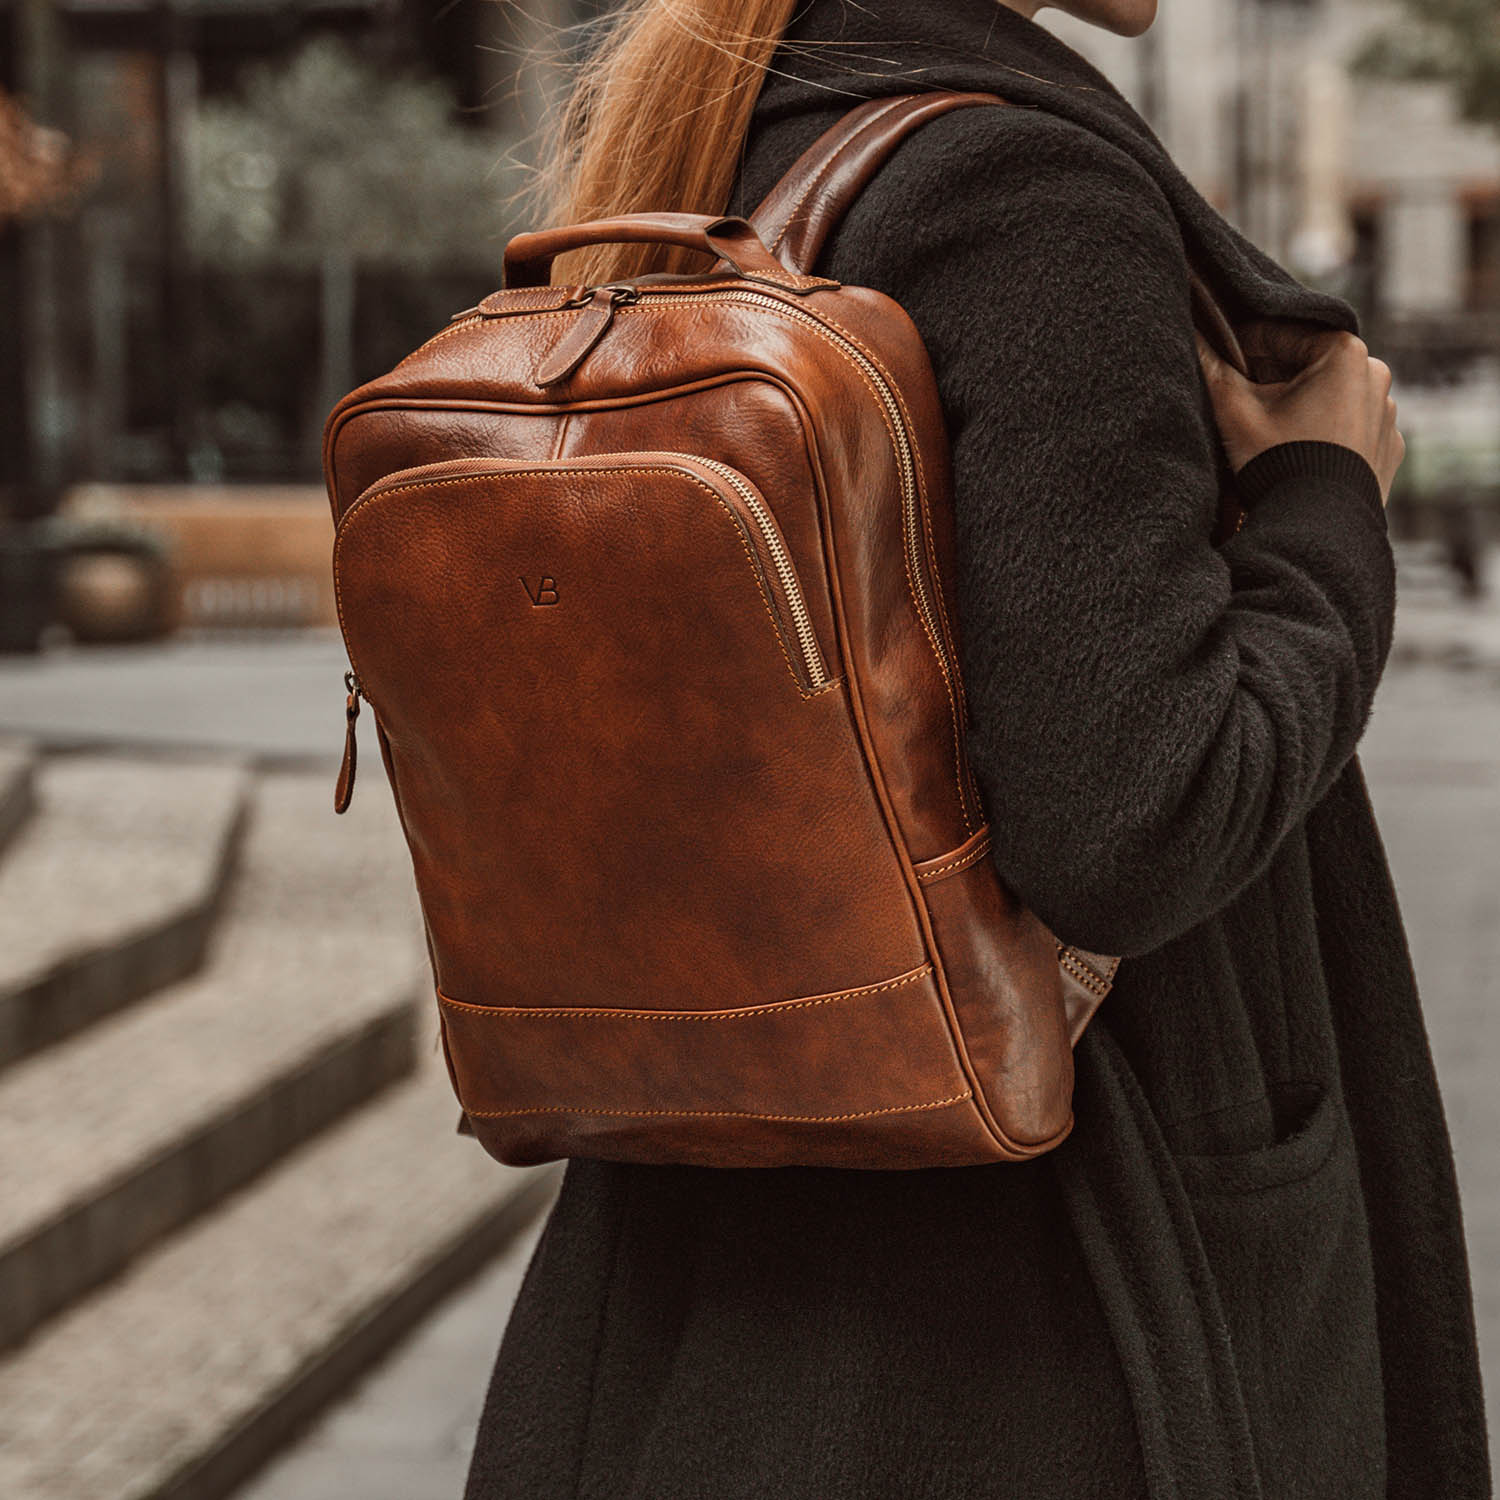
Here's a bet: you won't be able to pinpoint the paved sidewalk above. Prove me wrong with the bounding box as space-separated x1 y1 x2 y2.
0 578 1493 1494
237 1206 552 1500
0 631 350 763
228 663 1500 1500
0 558 1495 761
1391 595 1500 671
1360 666 1500 1463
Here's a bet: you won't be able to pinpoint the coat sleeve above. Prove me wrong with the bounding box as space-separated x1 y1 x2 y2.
826 109 1397 957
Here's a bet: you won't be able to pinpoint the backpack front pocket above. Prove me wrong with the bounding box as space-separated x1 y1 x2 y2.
332 451 930 1023
339 452 830 693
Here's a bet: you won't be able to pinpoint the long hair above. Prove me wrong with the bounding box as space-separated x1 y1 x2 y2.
537 0 802 286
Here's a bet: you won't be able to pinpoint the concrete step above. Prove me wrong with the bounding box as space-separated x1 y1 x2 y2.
0 770 427 1351
234 1209 554 1500
0 755 250 1069
0 739 37 855
0 1045 558 1500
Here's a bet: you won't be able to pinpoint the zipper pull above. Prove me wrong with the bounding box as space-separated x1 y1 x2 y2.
533 284 637 388
334 670 361 814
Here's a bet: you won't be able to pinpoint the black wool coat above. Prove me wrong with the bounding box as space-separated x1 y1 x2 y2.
465 3 1489 1497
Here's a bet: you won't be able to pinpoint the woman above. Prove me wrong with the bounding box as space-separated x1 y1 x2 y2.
464 1 1489 1496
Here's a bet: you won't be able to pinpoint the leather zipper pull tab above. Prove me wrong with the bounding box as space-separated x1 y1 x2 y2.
335 670 361 814
534 285 636 388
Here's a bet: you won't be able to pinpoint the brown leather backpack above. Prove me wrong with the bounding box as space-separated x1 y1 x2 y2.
324 92 1124 1171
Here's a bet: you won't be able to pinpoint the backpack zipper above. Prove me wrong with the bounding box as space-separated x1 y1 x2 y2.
396 284 981 825
335 669 362 814
631 288 980 827
336 451 825 691
687 453 827 690
332 450 831 809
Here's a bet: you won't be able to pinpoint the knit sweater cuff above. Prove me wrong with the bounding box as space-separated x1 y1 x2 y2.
1235 441 1385 525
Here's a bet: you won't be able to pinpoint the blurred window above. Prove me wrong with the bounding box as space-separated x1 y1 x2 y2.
1465 195 1500 314
1348 199 1384 323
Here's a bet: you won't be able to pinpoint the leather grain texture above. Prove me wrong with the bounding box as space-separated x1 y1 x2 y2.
324 93 1127 1168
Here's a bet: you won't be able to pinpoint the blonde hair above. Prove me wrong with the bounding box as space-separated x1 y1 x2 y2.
537 0 802 286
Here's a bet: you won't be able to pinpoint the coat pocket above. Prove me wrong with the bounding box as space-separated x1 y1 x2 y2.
1175 1083 1386 1499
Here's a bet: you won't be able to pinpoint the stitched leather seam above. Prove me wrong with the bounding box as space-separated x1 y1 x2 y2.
411 321 482 354
911 429 980 825
1058 945 1119 982
418 276 829 359
410 309 582 356
743 269 832 291
463 1091 973 1122
334 465 827 700
914 838 993 884
1058 947 1113 998
749 96 974 828
732 275 833 291
612 287 973 825
379 295 969 815
787 301 971 828
438 964 932 1021
337 467 812 695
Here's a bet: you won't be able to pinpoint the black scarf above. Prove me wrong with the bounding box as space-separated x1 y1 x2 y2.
744 0 1358 338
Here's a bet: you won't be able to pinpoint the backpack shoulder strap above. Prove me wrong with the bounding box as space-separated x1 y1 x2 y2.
750 89 1249 378
749 91 1011 276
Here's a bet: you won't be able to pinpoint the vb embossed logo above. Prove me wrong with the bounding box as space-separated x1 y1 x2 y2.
520 576 559 607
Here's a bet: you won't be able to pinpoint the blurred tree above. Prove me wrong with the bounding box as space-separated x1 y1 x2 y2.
186 36 519 270
1353 0 1500 129
184 35 523 457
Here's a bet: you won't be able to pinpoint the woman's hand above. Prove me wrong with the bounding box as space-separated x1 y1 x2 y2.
1196 322 1405 505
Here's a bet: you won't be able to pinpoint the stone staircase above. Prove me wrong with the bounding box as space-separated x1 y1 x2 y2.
0 742 554 1500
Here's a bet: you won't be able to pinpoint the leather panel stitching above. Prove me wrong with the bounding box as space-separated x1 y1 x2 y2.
914 838 994 884
463 1092 973 1122
334 465 830 700
779 300 972 828
438 964 933 1020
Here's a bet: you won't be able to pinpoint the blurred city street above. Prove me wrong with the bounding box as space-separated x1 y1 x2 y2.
230 610 1500 1498
5 0 1500 1489
1 572 1498 1495
0 629 351 762
1361 651 1500 1466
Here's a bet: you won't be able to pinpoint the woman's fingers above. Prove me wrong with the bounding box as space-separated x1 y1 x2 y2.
1198 316 1406 503
1238 318 1347 383
1197 331 1272 472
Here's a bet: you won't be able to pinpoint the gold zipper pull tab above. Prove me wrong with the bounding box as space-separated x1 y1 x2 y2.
334 670 361 814
533 284 636 388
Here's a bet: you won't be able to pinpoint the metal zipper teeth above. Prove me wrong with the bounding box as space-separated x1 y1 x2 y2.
428 288 971 807
339 450 829 690
685 454 828 690
653 295 940 657
638 290 974 815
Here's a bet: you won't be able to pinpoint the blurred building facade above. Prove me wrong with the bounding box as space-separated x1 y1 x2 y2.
3 0 1498 508
1053 0 1500 508
1 0 598 510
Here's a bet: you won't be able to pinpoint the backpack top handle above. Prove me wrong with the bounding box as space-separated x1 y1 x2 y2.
503 212 793 289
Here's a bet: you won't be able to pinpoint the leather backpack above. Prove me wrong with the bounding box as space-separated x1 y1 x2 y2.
324 92 1129 1171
